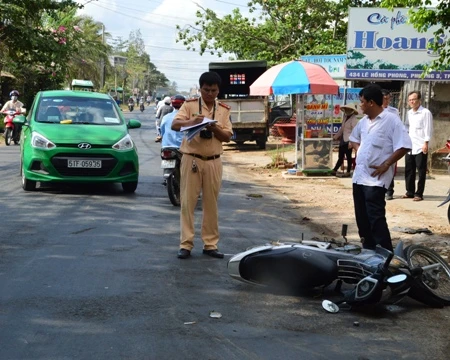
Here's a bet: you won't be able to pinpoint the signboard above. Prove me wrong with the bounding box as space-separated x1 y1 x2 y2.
301 55 346 80
304 88 363 135
346 7 450 81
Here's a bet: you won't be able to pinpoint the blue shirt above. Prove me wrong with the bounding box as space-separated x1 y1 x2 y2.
161 109 185 148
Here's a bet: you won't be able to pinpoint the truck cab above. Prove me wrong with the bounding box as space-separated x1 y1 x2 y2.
209 60 269 149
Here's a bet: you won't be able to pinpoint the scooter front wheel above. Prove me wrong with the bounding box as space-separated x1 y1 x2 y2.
406 244 450 306
4 128 12 146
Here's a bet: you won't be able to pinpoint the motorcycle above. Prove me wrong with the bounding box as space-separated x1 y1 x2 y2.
128 102 134 112
228 225 450 311
438 152 450 224
140 102 145 112
160 147 182 206
2 109 23 145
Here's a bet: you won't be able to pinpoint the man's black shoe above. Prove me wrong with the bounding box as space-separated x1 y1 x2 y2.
177 248 191 259
202 249 224 259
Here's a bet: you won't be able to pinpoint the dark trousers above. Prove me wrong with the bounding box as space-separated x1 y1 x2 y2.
333 142 352 172
353 184 393 251
405 152 428 198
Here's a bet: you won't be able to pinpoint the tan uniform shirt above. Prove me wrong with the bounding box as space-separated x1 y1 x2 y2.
175 97 232 157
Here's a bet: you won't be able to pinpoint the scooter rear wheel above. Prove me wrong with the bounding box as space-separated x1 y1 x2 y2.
405 245 450 306
167 169 180 206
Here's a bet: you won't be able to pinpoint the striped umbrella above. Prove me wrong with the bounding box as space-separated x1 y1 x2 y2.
250 60 339 96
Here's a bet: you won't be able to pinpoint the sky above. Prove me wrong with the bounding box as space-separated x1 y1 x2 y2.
76 0 255 92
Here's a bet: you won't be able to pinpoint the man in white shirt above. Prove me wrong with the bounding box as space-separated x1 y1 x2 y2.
381 89 401 201
349 84 411 251
404 91 433 201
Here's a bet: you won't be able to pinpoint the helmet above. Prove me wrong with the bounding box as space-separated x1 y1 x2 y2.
171 95 185 109
10 90 19 97
163 96 171 105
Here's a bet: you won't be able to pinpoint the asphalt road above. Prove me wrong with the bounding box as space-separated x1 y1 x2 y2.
0 107 449 360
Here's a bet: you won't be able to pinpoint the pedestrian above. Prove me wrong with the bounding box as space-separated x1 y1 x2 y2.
403 90 433 201
349 84 411 251
155 96 173 142
171 71 232 259
381 89 401 200
331 103 359 177
160 95 186 149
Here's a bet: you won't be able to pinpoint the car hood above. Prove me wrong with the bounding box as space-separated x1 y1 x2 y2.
34 123 128 144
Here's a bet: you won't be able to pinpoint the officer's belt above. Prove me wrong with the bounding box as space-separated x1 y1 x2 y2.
186 153 220 161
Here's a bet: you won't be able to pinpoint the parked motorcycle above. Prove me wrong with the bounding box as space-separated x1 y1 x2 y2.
160 147 182 206
2 109 23 145
228 226 450 310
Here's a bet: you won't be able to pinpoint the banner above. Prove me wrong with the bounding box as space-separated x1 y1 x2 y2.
346 7 450 80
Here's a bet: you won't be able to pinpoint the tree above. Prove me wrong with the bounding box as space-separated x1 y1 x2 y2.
176 0 381 64
381 0 450 72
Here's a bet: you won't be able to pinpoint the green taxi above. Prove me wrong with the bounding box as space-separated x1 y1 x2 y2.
13 90 141 193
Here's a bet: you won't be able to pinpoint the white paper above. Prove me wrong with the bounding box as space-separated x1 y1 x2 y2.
180 117 217 132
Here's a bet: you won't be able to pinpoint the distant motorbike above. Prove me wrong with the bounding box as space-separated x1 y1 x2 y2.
160 147 182 206
140 103 145 112
228 226 450 311
128 102 134 112
2 109 23 145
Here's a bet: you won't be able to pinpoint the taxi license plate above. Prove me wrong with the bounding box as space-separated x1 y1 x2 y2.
68 159 102 168
161 159 176 169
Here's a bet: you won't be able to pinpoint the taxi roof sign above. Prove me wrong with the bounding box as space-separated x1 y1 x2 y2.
71 79 94 91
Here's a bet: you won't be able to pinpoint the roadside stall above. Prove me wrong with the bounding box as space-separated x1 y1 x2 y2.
249 60 339 174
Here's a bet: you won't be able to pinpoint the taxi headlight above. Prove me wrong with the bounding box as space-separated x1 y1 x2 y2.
113 134 134 151
31 132 56 150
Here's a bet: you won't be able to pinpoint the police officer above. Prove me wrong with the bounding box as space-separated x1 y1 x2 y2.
171 71 232 259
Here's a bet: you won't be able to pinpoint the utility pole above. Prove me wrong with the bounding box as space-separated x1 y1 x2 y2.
99 24 105 89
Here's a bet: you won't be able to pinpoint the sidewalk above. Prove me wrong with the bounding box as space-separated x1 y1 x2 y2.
222 142 449 251
281 151 450 221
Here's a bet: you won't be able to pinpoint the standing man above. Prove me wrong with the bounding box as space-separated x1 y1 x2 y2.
404 91 433 201
381 90 400 201
349 84 411 251
171 72 232 259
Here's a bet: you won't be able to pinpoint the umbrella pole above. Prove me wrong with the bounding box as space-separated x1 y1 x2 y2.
295 94 303 170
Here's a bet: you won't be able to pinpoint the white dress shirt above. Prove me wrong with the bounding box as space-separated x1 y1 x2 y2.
350 111 412 189
407 105 433 155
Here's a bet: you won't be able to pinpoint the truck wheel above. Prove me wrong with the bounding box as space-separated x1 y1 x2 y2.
256 139 266 150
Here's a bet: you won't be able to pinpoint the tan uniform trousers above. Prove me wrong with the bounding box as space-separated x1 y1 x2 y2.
179 154 223 251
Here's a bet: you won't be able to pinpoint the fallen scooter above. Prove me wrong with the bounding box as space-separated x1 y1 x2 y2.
228 225 450 311
160 147 182 206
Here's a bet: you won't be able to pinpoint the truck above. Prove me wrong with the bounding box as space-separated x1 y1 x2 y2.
208 60 269 149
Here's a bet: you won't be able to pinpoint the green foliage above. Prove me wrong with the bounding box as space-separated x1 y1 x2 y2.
381 0 450 74
176 0 381 64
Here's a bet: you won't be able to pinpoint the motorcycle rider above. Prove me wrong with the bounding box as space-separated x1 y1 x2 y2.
1 90 25 138
155 96 173 142
1 90 24 113
160 95 186 149
127 97 134 110
139 96 145 111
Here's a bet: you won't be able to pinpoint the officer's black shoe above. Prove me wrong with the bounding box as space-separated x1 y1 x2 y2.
202 249 224 259
177 248 191 259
